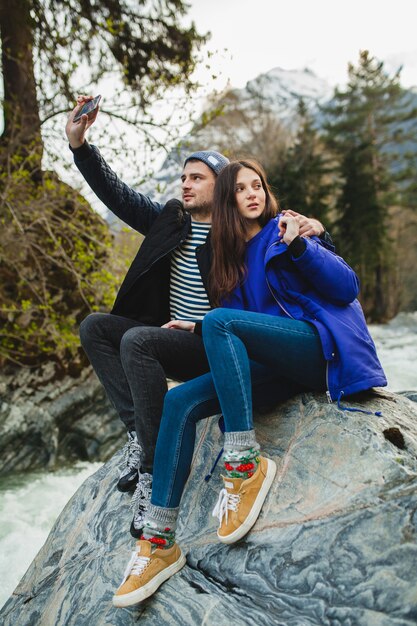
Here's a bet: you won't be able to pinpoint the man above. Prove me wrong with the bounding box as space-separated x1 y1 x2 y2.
65 96 327 537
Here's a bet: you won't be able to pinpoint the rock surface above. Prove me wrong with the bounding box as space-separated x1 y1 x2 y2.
1 390 417 625
0 363 123 474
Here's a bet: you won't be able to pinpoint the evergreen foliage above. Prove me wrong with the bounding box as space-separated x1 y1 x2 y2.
322 51 417 321
267 100 332 225
0 153 120 371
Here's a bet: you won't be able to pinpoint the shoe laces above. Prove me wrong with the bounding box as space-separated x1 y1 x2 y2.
212 487 240 524
120 550 150 584
131 473 153 511
120 432 142 477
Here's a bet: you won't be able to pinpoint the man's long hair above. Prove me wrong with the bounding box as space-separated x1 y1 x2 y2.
209 159 279 307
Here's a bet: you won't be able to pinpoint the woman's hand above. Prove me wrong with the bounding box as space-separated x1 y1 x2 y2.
161 320 196 333
279 214 300 245
282 210 325 237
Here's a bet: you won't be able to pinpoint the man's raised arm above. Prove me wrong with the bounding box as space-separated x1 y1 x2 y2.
66 96 162 235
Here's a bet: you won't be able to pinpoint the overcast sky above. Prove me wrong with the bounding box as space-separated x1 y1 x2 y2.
185 0 417 91
47 0 416 213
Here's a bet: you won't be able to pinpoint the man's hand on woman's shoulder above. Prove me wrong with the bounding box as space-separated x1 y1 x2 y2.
282 209 325 238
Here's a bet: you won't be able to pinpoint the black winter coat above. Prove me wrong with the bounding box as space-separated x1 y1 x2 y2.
72 142 212 326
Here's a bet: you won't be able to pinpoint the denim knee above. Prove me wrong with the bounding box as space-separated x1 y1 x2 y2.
120 327 141 364
162 384 192 423
79 312 108 349
121 326 161 371
202 308 234 336
162 379 214 428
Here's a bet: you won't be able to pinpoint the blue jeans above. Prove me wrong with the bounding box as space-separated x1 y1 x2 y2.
151 308 326 508
203 308 326 431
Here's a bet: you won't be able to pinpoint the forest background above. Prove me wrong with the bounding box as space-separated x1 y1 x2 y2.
1 0 417 379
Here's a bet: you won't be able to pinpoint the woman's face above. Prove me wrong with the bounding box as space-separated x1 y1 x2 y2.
235 167 266 223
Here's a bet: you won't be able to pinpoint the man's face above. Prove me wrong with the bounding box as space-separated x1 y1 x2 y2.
181 161 216 215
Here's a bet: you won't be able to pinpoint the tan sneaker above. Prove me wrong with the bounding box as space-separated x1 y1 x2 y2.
212 456 276 544
112 540 186 607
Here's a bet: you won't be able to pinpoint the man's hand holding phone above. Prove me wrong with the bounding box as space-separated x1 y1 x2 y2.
65 95 101 149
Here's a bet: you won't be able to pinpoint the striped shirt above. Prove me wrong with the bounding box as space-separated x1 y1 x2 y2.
170 221 212 321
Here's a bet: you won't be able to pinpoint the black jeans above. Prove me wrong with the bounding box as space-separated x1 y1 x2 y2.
79 313 209 472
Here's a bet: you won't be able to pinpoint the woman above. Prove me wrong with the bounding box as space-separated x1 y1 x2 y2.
112 160 386 608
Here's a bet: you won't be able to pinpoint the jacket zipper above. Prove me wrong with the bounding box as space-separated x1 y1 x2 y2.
135 235 188 282
265 242 294 318
266 274 293 318
135 210 193 282
326 362 332 403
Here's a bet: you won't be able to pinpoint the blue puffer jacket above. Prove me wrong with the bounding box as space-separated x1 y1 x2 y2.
224 216 387 401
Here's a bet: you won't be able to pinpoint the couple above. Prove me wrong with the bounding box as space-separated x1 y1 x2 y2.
66 97 386 608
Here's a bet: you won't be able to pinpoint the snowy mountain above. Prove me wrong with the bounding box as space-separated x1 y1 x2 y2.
237 66 332 114
141 67 333 203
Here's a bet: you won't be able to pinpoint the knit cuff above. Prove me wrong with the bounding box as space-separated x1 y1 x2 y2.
145 503 179 529
288 235 307 258
224 429 259 451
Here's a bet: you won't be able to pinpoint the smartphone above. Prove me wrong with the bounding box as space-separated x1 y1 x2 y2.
73 95 101 122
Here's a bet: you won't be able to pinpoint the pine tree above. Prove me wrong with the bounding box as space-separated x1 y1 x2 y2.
322 50 417 321
267 99 332 225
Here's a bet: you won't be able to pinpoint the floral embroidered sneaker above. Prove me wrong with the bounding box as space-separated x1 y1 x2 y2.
212 456 277 544
112 540 186 607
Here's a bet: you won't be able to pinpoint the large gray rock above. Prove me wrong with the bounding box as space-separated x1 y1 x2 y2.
0 363 124 474
1 390 417 625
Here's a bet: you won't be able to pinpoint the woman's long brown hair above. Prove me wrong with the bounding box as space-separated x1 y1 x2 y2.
209 159 279 307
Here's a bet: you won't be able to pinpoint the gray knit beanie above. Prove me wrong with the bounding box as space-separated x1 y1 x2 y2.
184 150 229 176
